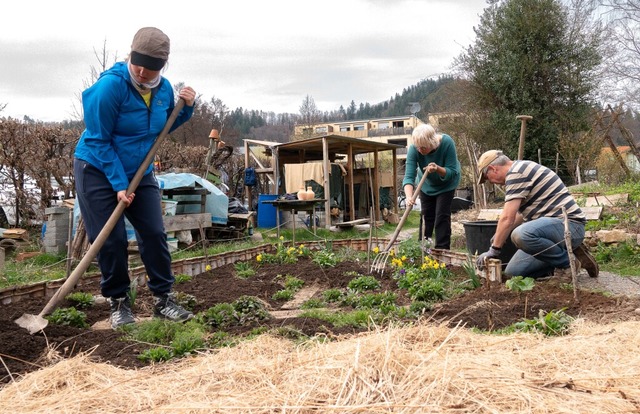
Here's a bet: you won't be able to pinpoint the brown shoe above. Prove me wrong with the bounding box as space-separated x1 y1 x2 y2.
553 259 581 282
573 243 599 278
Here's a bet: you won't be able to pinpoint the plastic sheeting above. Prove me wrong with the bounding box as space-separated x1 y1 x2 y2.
156 172 228 225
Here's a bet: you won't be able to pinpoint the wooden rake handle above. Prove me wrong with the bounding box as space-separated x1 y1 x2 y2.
38 99 186 317
382 165 430 252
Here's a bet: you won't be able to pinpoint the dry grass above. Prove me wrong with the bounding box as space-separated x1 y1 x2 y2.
1 319 639 413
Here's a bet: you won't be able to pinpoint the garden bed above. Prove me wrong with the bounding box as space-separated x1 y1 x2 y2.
2 242 640 385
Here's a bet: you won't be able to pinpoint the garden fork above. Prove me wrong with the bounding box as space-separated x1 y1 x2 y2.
371 167 429 275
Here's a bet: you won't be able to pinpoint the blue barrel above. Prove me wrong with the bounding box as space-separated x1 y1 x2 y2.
257 194 279 229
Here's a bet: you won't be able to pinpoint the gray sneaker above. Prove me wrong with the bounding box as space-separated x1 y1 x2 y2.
153 293 194 322
109 296 135 329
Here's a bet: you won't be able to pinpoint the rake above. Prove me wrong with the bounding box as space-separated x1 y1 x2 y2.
371 167 429 275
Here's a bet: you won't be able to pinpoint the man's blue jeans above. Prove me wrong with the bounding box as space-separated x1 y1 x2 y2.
504 217 585 278
74 159 174 298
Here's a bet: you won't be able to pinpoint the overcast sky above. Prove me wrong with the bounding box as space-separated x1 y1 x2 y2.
0 0 488 122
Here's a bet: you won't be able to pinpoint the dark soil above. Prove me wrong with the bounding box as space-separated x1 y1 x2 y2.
2 256 639 385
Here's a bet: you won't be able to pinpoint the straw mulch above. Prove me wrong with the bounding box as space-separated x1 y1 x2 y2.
1 319 639 414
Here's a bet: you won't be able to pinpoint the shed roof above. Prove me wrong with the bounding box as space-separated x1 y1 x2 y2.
274 134 403 162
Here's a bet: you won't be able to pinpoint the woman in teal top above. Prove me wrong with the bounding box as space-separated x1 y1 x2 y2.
402 124 461 249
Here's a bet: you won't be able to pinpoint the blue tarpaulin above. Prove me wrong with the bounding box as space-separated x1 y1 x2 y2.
156 172 228 225
73 172 229 241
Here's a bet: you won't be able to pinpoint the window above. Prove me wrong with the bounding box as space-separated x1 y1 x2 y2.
339 126 351 132
392 120 405 128
315 126 328 133
354 124 365 131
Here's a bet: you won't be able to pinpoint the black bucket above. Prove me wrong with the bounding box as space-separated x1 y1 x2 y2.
462 220 517 265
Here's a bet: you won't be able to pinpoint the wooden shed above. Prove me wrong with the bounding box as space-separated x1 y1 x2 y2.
243 135 403 228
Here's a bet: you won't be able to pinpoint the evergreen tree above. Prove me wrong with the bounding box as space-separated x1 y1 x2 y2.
455 0 603 161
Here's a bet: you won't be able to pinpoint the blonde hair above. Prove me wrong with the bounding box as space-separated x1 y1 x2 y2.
412 124 440 148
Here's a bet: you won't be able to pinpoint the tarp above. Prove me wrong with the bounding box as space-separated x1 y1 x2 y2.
72 172 228 241
156 172 228 225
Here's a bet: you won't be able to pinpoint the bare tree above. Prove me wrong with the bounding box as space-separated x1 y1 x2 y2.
599 0 640 108
71 39 119 121
298 95 321 140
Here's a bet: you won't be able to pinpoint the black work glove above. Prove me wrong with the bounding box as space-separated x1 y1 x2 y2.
476 246 501 270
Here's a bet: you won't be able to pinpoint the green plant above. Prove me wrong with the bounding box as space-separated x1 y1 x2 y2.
232 295 271 324
461 259 481 289
171 328 206 356
257 237 299 264
322 288 343 303
272 289 295 301
505 276 535 293
173 291 198 311
512 309 574 336
345 292 397 310
300 298 325 309
65 292 95 309
174 273 192 284
200 303 238 329
234 261 256 278
285 276 304 290
347 275 381 292
138 347 172 363
46 307 89 328
395 267 447 302
311 249 339 267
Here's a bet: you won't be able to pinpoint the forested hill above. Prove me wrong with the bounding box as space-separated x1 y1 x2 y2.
225 75 456 145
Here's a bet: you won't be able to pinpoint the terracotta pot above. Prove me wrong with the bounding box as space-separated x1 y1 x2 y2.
304 186 315 200
297 187 307 200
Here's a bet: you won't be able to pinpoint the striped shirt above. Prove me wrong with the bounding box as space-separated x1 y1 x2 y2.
505 160 585 223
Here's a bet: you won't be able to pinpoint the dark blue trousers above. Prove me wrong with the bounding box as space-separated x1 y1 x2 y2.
74 158 174 298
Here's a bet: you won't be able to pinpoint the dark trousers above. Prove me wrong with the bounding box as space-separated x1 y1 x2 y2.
74 159 174 298
419 189 455 249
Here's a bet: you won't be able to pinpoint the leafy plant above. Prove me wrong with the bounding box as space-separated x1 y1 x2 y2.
301 298 325 309
272 289 295 301
322 288 343 303
461 259 481 289
65 292 95 309
257 237 299 264
505 276 535 293
174 273 192 284
347 275 381 293
200 303 237 329
234 261 256 279
173 291 197 311
46 307 88 328
138 347 172 363
282 275 304 290
512 309 574 336
311 249 339 267
232 295 271 324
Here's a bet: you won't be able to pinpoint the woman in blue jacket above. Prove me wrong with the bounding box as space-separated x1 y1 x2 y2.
74 27 196 329
402 124 461 249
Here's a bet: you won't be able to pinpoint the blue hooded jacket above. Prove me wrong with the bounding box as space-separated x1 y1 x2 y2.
74 61 194 192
